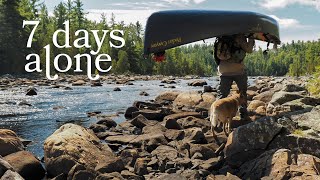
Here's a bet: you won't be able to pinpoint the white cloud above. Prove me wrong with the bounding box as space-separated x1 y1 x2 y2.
86 9 157 26
193 0 206 4
161 0 206 6
268 15 301 29
259 0 320 11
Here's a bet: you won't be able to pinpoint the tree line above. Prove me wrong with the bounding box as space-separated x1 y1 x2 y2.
0 0 320 77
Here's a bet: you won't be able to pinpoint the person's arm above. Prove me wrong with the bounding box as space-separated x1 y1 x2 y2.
235 35 255 53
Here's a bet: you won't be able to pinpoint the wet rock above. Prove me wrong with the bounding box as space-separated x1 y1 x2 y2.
89 124 106 133
139 91 149 96
26 87 37 96
3 151 45 180
1 170 24 180
239 149 320 179
95 157 125 173
133 101 162 110
224 117 283 167
113 87 121 91
161 79 176 84
0 129 24 156
18 100 32 106
87 111 101 117
91 81 102 87
131 114 158 129
134 158 148 176
252 90 276 103
124 106 139 119
173 91 216 111
155 91 181 104
96 118 117 128
64 87 73 90
72 80 86 86
177 116 211 132
270 91 304 105
44 124 115 177
203 85 215 93
132 110 167 121
187 79 207 86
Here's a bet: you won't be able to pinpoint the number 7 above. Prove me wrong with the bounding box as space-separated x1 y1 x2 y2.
22 20 40 48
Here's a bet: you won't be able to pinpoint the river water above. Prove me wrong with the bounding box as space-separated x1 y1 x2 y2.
0 77 227 158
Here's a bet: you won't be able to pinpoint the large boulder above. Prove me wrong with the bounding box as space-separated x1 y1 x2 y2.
224 117 283 167
173 91 216 111
155 91 181 104
282 84 306 92
43 124 115 177
289 106 320 132
238 149 320 179
269 91 304 105
3 151 45 180
0 129 24 157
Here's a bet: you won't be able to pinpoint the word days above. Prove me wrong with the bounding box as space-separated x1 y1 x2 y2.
23 20 125 80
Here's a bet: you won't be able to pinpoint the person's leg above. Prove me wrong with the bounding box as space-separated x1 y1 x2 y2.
217 75 233 99
234 73 248 119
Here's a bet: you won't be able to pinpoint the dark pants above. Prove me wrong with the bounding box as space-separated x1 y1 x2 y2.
217 73 248 118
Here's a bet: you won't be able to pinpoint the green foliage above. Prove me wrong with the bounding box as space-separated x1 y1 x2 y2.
307 65 320 96
0 0 320 77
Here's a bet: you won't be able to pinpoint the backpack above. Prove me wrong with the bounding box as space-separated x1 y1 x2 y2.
214 36 243 65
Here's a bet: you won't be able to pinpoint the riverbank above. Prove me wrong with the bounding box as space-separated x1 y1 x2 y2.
1 75 319 179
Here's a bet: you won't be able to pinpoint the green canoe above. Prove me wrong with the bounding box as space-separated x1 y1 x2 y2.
144 10 281 55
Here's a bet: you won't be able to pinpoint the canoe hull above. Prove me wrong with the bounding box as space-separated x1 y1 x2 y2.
144 10 281 55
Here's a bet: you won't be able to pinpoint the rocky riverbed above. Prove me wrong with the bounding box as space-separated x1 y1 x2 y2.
1 75 320 179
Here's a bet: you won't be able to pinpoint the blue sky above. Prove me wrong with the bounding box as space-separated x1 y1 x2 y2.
44 0 320 44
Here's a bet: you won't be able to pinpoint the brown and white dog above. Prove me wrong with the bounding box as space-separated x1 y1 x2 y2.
209 93 241 137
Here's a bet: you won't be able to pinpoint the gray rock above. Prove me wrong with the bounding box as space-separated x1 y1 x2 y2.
270 91 304 105
224 117 283 167
239 149 320 180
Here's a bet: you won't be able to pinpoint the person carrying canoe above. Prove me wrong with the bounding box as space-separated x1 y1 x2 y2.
214 34 255 120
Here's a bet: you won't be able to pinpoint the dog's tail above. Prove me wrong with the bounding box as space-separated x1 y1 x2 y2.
210 107 219 127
